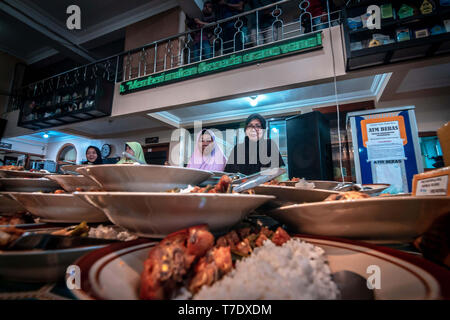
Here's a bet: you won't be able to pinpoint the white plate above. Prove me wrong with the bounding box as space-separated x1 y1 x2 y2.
0 177 60 192
76 164 213 192
60 165 84 173
9 192 108 223
70 236 450 300
254 184 340 204
75 192 274 237
0 192 26 215
47 175 102 192
267 196 450 243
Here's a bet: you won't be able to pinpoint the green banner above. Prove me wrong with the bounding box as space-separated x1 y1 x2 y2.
120 32 322 95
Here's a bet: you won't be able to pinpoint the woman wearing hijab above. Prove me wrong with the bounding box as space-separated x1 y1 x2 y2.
116 142 147 164
82 146 103 165
187 129 227 171
224 113 285 175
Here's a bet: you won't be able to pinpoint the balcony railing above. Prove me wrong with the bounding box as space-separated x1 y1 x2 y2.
8 0 341 112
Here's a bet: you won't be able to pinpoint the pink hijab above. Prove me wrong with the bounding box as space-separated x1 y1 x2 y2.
187 129 226 171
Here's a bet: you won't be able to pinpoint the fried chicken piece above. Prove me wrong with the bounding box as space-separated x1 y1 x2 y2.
140 225 215 300
255 233 269 247
188 246 232 294
271 227 291 246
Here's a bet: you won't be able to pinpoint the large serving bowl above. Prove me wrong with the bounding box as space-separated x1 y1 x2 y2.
47 175 102 192
0 192 26 215
0 169 54 178
60 164 84 174
76 165 213 192
9 192 108 223
0 177 60 193
75 192 275 237
266 196 450 243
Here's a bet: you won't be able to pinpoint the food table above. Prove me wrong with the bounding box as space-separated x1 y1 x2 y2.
1 165 449 300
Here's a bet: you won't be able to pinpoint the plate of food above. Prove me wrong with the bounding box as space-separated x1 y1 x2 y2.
76 164 213 192
0 177 61 193
60 164 84 174
47 175 102 192
263 179 389 194
0 166 55 178
0 192 26 215
70 224 450 300
0 222 137 282
254 184 340 205
0 212 43 228
75 193 273 238
266 192 450 243
9 191 109 223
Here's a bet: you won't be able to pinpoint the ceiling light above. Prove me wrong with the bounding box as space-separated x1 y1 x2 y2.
248 95 259 107
43 132 49 139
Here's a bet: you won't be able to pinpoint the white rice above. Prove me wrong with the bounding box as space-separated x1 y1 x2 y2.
88 225 138 241
191 238 340 300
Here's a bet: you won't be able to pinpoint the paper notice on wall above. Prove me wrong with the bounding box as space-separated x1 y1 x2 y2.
367 138 406 161
374 161 404 192
366 121 401 141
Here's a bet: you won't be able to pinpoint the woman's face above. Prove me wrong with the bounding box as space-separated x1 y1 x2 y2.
125 145 135 157
86 148 98 163
245 119 264 142
201 132 213 154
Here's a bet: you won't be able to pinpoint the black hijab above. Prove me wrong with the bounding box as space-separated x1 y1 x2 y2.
224 136 285 175
83 146 103 165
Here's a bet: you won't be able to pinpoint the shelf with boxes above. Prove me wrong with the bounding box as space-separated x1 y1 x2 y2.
343 0 450 71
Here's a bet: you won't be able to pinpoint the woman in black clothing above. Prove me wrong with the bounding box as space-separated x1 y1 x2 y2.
224 113 284 175
82 146 103 165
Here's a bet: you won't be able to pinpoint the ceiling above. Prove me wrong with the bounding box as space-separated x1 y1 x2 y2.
0 0 180 65
60 114 168 138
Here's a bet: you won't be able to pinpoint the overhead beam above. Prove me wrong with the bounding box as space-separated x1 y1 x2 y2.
0 0 96 64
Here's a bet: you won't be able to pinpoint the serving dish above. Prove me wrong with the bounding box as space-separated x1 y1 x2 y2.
76 164 213 192
47 175 102 192
9 192 108 223
266 196 450 243
75 192 274 237
0 178 60 193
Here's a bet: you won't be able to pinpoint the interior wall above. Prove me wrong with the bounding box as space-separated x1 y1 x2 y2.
0 53 22 115
376 94 450 133
45 128 174 164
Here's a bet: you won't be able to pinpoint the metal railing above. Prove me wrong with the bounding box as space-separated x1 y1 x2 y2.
8 0 341 111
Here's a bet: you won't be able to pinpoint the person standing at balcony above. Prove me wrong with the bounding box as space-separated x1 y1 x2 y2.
302 0 334 33
217 0 245 53
245 0 277 45
192 1 216 62
224 113 285 175
187 129 226 171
